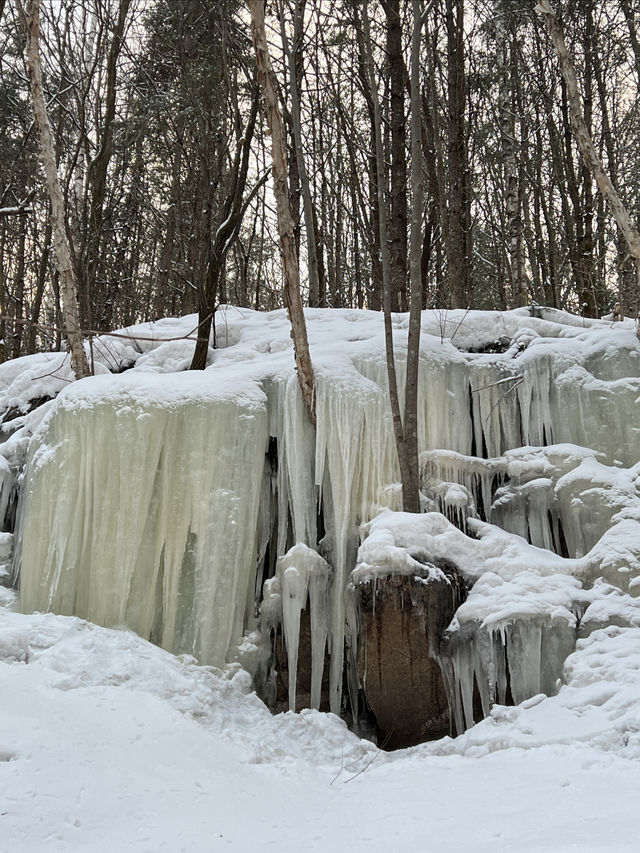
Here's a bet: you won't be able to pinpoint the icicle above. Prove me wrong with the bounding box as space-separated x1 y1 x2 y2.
453 645 476 730
0 454 13 530
308 564 329 709
275 543 330 711
507 621 542 703
281 566 307 712
260 576 282 636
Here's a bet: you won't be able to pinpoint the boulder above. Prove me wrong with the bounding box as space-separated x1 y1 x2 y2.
355 560 466 749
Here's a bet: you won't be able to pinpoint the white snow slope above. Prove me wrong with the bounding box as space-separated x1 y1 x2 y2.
2 306 640 850
2 607 640 853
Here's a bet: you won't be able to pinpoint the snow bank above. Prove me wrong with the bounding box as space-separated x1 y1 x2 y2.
3 606 640 852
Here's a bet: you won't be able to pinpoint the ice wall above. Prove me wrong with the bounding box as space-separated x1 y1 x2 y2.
17 373 269 666
10 308 640 727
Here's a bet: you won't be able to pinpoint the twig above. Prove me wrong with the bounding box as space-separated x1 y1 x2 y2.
0 313 213 345
471 375 523 393
341 729 393 784
329 745 345 785
483 377 524 426
30 350 72 382
449 306 473 342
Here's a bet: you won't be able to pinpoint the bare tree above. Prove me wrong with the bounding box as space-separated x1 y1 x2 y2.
278 0 321 308
496 0 526 306
362 0 428 514
248 0 315 425
537 0 640 319
385 0 408 313
403 0 431 513
18 0 89 379
188 87 261 370
446 0 472 308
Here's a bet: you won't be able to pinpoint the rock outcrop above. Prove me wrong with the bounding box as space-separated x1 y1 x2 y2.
354 560 467 749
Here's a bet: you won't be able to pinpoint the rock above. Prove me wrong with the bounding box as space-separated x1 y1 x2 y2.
355 560 467 749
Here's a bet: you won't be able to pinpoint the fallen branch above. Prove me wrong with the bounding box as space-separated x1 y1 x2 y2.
0 312 213 346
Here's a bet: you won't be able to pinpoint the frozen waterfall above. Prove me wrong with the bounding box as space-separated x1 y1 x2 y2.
6 307 640 734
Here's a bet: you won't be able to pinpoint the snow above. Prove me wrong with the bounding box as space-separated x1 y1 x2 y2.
2 606 640 852
2 305 640 848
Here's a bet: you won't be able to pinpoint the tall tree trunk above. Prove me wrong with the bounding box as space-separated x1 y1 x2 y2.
188 89 260 370
248 0 315 425
279 0 320 308
620 0 640 83
593 24 634 314
26 216 52 354
83 0 132 330
155 124 183 319
20 0 89 378
10 217 26 359
537 0 640 319
446 0 472 308
0 221 6 363
385 0 408 313
353 11 383 311
362 0 418 516
425 31 450 306
403 0 429 514
496 2 526 306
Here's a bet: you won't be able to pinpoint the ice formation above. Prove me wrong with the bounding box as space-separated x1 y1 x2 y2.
268 543 330 711
17 373 269 666
2 306 640 732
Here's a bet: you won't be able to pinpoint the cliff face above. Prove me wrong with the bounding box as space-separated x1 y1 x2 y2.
5 307 640 744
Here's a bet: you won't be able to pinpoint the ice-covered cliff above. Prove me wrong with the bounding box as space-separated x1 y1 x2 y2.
2 306 640 737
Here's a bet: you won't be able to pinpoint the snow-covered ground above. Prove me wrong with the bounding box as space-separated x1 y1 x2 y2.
2 607 640 853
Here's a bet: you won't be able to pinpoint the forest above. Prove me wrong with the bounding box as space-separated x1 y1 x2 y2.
1 0 640 360
3 3 640 849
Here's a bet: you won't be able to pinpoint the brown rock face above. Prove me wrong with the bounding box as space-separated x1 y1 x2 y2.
356 561 466 749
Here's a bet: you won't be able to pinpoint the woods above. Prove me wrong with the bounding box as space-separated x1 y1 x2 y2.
5 3 640 826
1 0 640 349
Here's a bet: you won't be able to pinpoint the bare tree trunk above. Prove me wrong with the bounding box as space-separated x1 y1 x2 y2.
19 0 89 378
385 0 408 314
0 221 6 363
446 0 472 308
537 0 640 319
620 0 640 84
188 89 260 370
11 217 26 359
362 1 417 513
403 0 430 514
352 11 382 311
496 1 526 307
593 21 634 314
279 0 320 308
26 216 52 354
155 123 183 319
425 32 451 305
248 0 315 426
83 0 131 330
